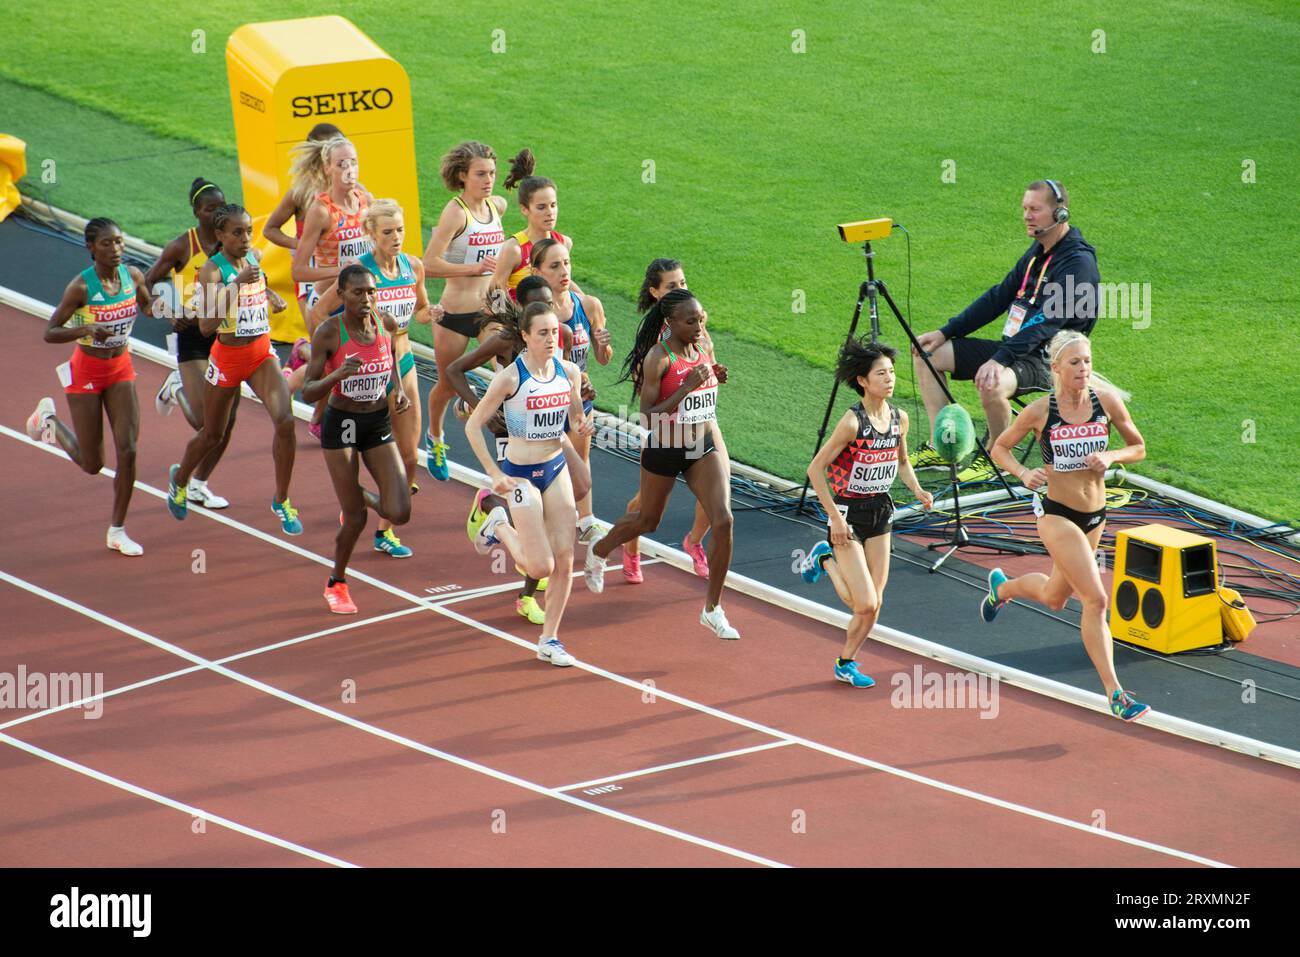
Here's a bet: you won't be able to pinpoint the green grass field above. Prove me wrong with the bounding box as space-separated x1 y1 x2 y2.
3 1 1297 522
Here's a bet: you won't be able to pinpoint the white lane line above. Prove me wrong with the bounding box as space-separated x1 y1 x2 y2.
0 425 1232 867
0 604 429 731
556 741 798 792
0 731 356 868
1 571 786 869
427 560 662 607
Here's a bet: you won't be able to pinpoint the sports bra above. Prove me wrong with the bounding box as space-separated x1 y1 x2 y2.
1040 390 1109 472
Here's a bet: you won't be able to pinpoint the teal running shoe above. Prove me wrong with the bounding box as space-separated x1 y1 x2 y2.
834 659 876 688
272 498 303 536
427 432 450 481
980 568 1009 623
800 540 833 583
374 528 412 558
1110 690 1151 723
167 465 188 520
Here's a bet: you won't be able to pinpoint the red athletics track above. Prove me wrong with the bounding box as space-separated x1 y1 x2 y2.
2 307 1297 868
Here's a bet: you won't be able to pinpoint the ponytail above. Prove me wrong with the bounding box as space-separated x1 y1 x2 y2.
622 288 697 397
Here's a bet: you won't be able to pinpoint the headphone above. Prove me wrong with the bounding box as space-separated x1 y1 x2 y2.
1044 179 1069 226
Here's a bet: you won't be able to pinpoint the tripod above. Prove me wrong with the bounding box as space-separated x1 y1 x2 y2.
796 237 1030 571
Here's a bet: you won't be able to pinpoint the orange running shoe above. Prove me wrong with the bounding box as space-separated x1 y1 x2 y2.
324 580 357 615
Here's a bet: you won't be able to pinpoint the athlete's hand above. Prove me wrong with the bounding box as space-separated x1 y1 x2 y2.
580 374 596 403
592 327 611 351
492 472 518 497
268 290 288 313
476 255 499 276
392 388 411 415
338 354 362 377
576 415 596 438
1020 467 1047 490
828 514 851 547
89 324 115 343
1083 451 1110 474
711 363 728 384
686 364 713 389
235 263 261 285
913 330 946 357
915 489 935 510
419 303 441 325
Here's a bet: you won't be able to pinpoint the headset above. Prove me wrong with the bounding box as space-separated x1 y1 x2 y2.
1041 179 1069 229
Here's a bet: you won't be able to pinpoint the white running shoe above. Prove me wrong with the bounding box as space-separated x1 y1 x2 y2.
475 506 509 555
155 369 182 416
26 397 56 444
577 517 611 544
584 535 607 593
106 527 143 557
187 480 230 509
537 637 575 667
701 605 740 640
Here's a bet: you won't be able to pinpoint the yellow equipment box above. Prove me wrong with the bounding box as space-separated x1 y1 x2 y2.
1110 524 1222 654
226 16 422 341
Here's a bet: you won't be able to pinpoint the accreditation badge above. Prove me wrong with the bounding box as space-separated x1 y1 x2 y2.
1003 300 1029 338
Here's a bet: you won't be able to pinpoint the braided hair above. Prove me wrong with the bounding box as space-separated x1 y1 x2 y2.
622 287 698 397
211 203 249 234
83 217 119 248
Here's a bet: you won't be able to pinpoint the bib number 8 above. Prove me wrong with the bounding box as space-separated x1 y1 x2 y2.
510 485 531 508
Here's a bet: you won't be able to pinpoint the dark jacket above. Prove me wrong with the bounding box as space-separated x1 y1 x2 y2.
939 226 1100 366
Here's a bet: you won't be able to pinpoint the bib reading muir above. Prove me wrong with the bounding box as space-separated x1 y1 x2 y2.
1040 390 1109 472
74 264 137 349
503 356 571 442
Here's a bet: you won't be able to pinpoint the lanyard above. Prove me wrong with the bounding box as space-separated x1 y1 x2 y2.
1015 254 1054 305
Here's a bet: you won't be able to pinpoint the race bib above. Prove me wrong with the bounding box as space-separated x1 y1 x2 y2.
204 358 221 385
1031 491 1044 518
495 436 509 462
336 225 371 264
56 361 73 389
568 324 590 370
235 279 270 337
377 286 417 332
845 447 898 496
828 503 849 528
340 372 389 404
507 484 532 509
677 382 718 425
1002 301 1028 338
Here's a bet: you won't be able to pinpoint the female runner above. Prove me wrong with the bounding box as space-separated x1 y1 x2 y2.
465 301 594 666
490 148 573 300
166 204 299 534
584 290 739 640
27 218 153 555
980 331 1151 722
302 265 412 614
798 337 933 687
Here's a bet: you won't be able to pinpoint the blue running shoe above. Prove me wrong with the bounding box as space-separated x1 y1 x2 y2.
374 528 413 558
834 659 876 688
800 540 833 583
426 432 450 481
167 464 188 520
272 498 303 536
1110 689 1151 723
979 567 1009 623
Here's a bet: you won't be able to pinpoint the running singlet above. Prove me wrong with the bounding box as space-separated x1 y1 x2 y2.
210 251 270 337
564 291 591 372
826 404 901 498
172 228 207 316
326 316 393 404
73 264 137 349
1040 390 1109 472
313 189 371 267
358 251 418 334
503 356 571 441
508 228 569 294
657 345 718 426
444 196 504 267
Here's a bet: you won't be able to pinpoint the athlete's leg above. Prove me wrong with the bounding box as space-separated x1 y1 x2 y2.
682 449 732 610
538 467 578 637
1035 516 1120 695
246 355 297 504
359 439 412 526
100 380 139 527
427 322 470 447
825 537 881 660
54 393 105 474
323 448 365 580
175 382 237 486
592 470 677 559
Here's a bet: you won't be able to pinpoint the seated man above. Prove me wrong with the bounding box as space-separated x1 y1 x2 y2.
910 179 1099 479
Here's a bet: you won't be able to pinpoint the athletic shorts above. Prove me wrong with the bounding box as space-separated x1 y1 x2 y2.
641 432 716 478
1037 494 1107 534
321 404 394 452
563 399 594 434
205 333 275 389
64 348 135 395
949 338 1053 394
833 493 893 541
438 310 483 338
176 322 216 364
502 450 567 495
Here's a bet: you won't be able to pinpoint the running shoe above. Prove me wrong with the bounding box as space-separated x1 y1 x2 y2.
475 506 508 555
516 566 548 591
106 527 143 557
800 540 834 583
577 517 611 545
979 568 1009 623
427 433 450 481
324 580 358 615
187 480 229 509
623 548 643 584
273 498 303 535
956 458 999 483
466 488 492 544
834 659 876 688
308 422 322 441
25 397 55 445
909 441 948 470
700 605 740 640
682 533 709 577
1110 689 1151 723
516 595 546 625
167 464 187 520
374 528 413 558
537 637 574 667
154 370 182 416
286 337 310 372
584 536 607 593
410 482 420 496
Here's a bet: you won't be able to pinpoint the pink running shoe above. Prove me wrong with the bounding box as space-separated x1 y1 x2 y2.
309 421 322 441
623 547 643 584
287 337 310 371
682 534 709 578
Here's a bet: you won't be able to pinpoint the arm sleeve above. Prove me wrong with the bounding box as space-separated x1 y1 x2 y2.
991 248 1101 365
939 254 1028 340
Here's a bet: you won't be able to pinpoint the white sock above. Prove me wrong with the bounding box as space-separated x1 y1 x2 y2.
108 525 124 536
190 478 207 491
